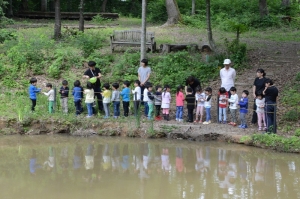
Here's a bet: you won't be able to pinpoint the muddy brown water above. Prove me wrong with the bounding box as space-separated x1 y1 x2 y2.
0 135 299 199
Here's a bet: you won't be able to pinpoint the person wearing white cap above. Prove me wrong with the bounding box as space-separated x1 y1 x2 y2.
220 59 236 97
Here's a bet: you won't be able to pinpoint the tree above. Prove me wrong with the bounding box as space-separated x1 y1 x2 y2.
54 0 61 40
41 0 47 12
141 0 147 60
101 0 108 12
191 0 195 15
259 0 268 18
164 0 182 25
79 0 84 32
206 0 215 51
8 0 13 17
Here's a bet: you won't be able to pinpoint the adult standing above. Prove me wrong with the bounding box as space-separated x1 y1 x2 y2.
220 59 236 98
263 79 278 134
251 69 267 124
185 76 201 95
83 61 103 112
138 59 151 104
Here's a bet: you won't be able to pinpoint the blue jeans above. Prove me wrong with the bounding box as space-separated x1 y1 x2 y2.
113 101 120 117
176 106 183 120
144 102 149 116
205 107 211 122
86 103 93 116
103 103 110 117
265 101 276 133
74 100 82 115
219 107 227 122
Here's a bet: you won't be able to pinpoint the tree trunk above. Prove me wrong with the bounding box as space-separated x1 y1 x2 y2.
54 0 61 40
281 0 290 7
101 0 108 13
8 0 13 17
41 0 48 12
191 0 195 15
259 0 268 18
141 0 147 60
164 0 182 25
21 0 29 11
79 0 84 32
206 0 215 51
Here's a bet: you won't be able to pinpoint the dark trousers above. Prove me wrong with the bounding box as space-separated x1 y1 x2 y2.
94 87 103 112
113 101 120 117
144 102 149 116
123 101 129 117
74 100 82 115
155 105 161 117
187 108 194 122
134 100 140 116
251 99 257 124
31 99 36 111
140 85 145 105
265 101 276 133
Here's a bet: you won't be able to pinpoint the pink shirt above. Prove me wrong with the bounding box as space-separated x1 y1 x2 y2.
176 91 184 106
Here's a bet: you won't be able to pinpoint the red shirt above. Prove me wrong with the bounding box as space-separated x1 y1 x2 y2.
218 92 228 108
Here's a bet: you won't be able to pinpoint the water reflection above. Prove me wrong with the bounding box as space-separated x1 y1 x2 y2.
1 136 300 199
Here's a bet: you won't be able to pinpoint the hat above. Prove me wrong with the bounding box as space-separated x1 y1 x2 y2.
89 77 97 84
223 59 231 65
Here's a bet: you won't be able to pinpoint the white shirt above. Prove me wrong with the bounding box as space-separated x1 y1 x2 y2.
204 95 212 108
43 89 55 101
143 88 149 102
228 94 239 109
132 86 141 101
220 67 236 91
84 89 95 103
256 98 265 113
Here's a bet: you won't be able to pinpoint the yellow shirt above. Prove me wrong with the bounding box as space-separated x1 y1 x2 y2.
102 90 111 103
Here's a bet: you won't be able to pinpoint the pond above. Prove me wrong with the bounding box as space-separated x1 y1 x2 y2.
0 135 299 199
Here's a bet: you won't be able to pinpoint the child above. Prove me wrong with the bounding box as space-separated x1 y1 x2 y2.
227 87 239 126
111 83 120 119
72 80 83 116
28 77 41 112
238 90 249 128
185 87 195 123
176 85 184 122
203 87 212 125
147 83 155 120
218 87 228 124
154 85 162 121
161 85 171 121
59 80 69 114
143 83 149 117
102 83 111 118
120 81 130 117
195 87 205 123
132 80 141 116
255 92 266 131
43 83 55 113
84 82 94 118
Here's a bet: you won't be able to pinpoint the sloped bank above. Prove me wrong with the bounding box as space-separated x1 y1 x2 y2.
0 117 299 153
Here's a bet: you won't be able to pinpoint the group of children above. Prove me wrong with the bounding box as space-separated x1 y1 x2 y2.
29 77 266 130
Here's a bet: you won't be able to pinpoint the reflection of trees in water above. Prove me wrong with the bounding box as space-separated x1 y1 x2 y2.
1 139 300 198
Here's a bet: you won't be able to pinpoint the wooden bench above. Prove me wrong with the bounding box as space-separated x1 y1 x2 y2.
110 30 156 53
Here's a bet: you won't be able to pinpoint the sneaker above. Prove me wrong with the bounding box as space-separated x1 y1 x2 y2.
244 124 248 128
228 122 234 125
207 120 211 124
179 119 183 122
203 121 208 124
232 123 237 126
198 120 202 123
222 121 227 124
238 124 243 128
86 115 92 118
176 118 178 121
194 120 199 123
258 127 262 131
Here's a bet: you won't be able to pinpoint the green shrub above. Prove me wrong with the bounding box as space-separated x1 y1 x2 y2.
0 29 17 43
147 0 167 23
91 15 112 24
295 72 300 81
74 32 106 57
295 129 300 137
224 39 247 68
283 110 300 121
182 14 206 28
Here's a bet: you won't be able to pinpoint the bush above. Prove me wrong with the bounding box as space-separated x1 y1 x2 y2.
295 129 300 137
283 110 300 121
147 0 167 23
0 29 17 43
182 14 206 28
224 39 247 68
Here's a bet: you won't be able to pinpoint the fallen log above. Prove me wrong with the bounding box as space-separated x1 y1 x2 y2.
160 43 199 53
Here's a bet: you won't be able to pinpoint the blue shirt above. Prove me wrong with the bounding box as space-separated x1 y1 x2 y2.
239 97 248 113
72 87 83 102
28 84 41 100
120 87 130 102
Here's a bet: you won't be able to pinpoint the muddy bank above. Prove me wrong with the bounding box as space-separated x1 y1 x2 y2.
0 117 296 153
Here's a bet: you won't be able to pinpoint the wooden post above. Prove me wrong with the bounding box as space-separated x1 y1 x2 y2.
141 0 147 60
79 0 85 32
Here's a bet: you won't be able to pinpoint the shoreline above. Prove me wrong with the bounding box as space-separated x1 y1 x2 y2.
1 117 299 153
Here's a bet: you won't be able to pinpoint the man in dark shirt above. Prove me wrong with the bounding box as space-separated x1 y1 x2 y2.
185 76 201 95
83 61 103 112
185 87 195 122
263 79 278 134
